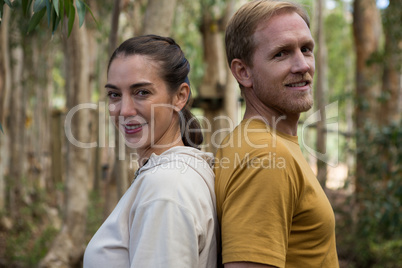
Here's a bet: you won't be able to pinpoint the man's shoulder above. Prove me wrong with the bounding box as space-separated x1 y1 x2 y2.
216 119 293 158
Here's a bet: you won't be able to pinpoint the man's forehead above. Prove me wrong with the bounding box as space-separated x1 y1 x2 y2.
254 12 312 43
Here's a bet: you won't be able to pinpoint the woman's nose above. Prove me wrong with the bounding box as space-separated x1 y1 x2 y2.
120 95 137 117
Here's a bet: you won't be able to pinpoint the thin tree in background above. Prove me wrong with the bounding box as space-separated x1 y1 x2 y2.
0 4 11 212
380 0 402 125
314 0 328 189
223 0 239 127
9 31 25 221
40 10 92 267
352 0 382 231
103 0 126 219
199 0 238 153
142 0 177 36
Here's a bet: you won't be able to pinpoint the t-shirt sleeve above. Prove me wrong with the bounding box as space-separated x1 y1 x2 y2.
128 198 203 268
220 151 296 268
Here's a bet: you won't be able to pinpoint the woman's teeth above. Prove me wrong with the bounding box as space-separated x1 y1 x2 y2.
125 125 142 130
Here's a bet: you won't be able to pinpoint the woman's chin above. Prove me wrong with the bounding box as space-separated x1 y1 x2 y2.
123 137 148 149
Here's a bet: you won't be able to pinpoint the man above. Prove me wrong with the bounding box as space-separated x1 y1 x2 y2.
214 1 339 267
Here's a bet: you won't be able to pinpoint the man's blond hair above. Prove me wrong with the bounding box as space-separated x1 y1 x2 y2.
225 0 310 68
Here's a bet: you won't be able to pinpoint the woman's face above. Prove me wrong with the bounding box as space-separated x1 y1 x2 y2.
106 55 183 153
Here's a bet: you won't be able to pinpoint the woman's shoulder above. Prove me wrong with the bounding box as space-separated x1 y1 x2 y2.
141 146 214 179
134 147 215 201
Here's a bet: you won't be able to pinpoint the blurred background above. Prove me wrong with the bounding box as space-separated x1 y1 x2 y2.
0 0 400 267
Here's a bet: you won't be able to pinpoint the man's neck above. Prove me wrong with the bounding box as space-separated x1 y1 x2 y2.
243 100 300 136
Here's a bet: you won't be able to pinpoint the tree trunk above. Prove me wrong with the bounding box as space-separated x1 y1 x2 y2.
29 37 52 192
109 0 122 56
131 0 145 36
314 0 328 189
103 0 129 218
0 4 11 212
141 0 177 36
199 1 236 153
352 0 382 196
8 34 25 221
50 109 64 208
40 13 91 268
380 0 402 125
199 13 226 152
352 0 382 231
353 0 382 128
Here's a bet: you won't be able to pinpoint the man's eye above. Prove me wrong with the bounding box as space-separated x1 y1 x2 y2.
301 47 312 53
107 92 120 99
274 51 285 58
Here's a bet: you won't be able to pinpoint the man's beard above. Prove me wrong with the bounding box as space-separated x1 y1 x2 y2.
254 74 314 115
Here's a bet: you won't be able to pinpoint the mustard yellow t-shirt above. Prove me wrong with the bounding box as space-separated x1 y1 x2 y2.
215 119 339 268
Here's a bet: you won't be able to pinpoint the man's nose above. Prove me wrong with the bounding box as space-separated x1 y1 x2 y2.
120 95 137 117
291 51 311 74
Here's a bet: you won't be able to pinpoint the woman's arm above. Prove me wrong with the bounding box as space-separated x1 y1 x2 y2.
128 198 203 268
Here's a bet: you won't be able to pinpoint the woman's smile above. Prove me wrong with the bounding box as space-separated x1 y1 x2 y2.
123 123 147 134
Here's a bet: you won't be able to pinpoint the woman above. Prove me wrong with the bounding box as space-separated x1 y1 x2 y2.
84 35 218 267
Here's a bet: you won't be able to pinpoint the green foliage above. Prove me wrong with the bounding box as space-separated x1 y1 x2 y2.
353 122 402 266
0 122 3 133
4 188 59 267
371 239 402 268
5 225 58 266
357 122 401 237
67 0 75 37
75 0 85 27
173 0 204 93
0 0 98 36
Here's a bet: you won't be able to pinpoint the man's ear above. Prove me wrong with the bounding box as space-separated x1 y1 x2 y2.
173 82 190 112
230 59 253 88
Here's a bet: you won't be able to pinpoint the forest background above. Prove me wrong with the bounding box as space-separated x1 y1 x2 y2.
0 0 400 267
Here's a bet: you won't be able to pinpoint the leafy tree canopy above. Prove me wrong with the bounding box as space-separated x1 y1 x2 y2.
0 0 97 36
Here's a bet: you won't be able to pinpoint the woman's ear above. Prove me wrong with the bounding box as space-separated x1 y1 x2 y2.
173 82 190 112
230 59 253 88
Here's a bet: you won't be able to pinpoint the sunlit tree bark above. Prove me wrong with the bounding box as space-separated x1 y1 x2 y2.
40 12 92 268
352 0 382 223
142 0 177 36
8 33 25 221
199 0 238 153
0 4 11 212
380 0 402 125
103 0 126 218
353 0 382 128
314 0 328 189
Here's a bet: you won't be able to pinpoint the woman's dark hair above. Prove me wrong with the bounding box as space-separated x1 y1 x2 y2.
108 35 203 148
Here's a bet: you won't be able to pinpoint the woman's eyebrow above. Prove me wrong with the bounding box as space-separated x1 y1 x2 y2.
129 82 153 89
104 82 153 90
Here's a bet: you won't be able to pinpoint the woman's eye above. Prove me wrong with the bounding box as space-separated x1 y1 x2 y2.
137 90 150 96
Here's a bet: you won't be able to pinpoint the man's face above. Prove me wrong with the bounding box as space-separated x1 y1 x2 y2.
249 11 315 115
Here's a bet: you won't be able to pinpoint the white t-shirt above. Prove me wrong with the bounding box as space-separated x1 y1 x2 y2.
84 146 218 268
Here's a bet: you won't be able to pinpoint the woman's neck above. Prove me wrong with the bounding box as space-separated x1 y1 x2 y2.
135 132 184 167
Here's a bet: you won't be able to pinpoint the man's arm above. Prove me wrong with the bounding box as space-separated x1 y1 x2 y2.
217 147 294 267
225 262 277 268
